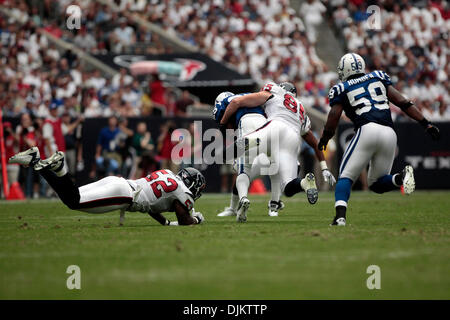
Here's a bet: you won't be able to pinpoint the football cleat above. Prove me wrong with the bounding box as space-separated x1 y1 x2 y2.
301 173 318 204
34 151 67 177
8 147 40 167
236 196 250 223
268 200 284 217
330 217 346 226
402 165 415 195
217 207 236 217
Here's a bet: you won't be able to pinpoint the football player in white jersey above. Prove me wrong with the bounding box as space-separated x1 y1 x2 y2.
220 82 336 222
9 147 206 226
318 53 440 226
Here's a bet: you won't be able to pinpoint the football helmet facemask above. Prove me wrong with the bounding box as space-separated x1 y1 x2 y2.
177 167 206 201
279 82 297 97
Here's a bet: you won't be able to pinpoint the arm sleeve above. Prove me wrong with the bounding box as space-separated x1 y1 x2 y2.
176 191 195 212
328 85 344 106
376 70 393 87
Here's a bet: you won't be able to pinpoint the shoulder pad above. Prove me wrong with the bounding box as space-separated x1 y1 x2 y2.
261 82 283 95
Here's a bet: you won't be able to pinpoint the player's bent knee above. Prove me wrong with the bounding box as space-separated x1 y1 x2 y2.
284 178 301 197
65 199 81 210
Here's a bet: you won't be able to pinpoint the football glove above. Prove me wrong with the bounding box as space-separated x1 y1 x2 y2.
322 169 336 187
318 137 328 151
426 124 440 141
192 209 204 224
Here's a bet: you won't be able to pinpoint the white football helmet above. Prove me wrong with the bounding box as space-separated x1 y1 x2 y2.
337 53 366 81
213 91 233 120
214 91 233 106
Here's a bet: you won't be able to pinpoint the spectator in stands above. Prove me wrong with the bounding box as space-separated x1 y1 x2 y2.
61 112 84 177
131 121 156 179
93 115 121 177
114 117 135 177
157 121 179 173
111 17 136 53
175 90 194 116
74 26 97 54
42 103 65 157
1 122 20 197
149 74 166 107
15 112 39 198
300 0 326 43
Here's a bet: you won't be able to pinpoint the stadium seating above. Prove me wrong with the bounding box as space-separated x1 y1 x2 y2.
326 0 449 121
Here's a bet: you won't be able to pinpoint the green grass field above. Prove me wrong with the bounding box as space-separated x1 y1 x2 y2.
0 191 449 299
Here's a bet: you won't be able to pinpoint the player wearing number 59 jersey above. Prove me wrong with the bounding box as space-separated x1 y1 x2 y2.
318 53 441 226
9 147 206 226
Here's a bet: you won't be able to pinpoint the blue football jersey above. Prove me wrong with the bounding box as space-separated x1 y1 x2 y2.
213 93 265 128
328 71 393 128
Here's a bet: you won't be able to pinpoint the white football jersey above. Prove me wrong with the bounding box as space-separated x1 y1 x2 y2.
261 82 311 136
127 169 194 214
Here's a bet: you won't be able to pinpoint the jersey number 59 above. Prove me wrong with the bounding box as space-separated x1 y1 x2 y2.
145 170 178 198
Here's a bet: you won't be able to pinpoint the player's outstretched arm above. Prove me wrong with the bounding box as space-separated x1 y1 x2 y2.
318 104 344 151
303 130 336 187
220 91 271 125
148 210 171 226
303 130 326 162
173 200 203 226
387 86 440 140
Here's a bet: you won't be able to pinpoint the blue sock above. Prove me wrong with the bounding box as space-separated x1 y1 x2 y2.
335 178 352 207
369 174 399 194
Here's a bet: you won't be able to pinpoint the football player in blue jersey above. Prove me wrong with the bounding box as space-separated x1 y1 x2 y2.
213 91 284 221
318 53 440 226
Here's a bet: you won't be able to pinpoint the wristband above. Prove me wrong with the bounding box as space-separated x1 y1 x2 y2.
320 161 328 171
193 217 199 224
419 118 430 128
399 100 414 111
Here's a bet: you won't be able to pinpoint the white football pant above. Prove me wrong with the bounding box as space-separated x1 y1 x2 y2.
339 122 397 185
78 176 133 213
243 119 301 191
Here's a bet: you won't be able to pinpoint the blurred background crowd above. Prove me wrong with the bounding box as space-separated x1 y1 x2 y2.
327 0 449 121
0 0 448 198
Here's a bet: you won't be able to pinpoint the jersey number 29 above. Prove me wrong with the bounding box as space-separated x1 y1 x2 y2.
145 170 178 198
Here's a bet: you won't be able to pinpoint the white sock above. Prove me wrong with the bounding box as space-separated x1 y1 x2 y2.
236 174 250 199
270 174 281 202
230 193 239 211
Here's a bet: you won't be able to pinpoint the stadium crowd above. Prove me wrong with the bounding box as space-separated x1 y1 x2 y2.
327 0 450 121
1 0 449 198
136 0 336 112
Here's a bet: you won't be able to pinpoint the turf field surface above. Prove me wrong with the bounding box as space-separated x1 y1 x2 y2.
0 191 449 299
